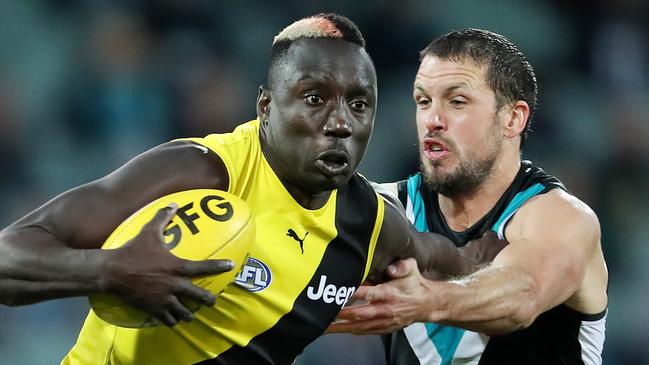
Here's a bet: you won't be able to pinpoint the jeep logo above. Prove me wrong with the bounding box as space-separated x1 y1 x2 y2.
307 275 355 307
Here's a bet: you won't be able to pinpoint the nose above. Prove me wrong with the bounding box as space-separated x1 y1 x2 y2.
323 107 352 138
424 112 447 132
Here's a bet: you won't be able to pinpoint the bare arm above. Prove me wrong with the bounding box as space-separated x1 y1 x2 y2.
424 190 603 334
366 183 505 284
0 140 233 325
329 189 603 335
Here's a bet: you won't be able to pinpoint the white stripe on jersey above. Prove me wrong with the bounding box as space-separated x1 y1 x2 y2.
405 194 415 223
404 323 442 364
579 312 607 365
403 323 487 365
452 331 488 365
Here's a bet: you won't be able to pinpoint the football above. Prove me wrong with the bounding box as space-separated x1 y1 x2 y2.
88 189 255 328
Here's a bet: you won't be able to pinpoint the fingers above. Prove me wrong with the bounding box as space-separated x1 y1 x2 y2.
144 203 179 236
176 280 217 307
151 297 193 327
161 280 221 326
349 283 397 304
349 285 371 302
167 296 196 323
335 299 393 321
327 317 398 335
386 258 418 279
329 297 407 335
157 311 178 327
142 281 215 327
179 258 234 277
346 285 385 306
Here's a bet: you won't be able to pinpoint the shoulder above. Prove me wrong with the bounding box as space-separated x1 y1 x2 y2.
377 182 399 197
184 120 259 149
7 139 231 249
98 139 229 198
366 181 400 208
506 189 600 249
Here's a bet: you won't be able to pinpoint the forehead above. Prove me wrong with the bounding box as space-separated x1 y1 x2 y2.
276 38 376 90
414 55 489 92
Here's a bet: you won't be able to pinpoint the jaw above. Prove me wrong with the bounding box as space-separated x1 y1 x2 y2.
421 153 457 178
308 168 354 191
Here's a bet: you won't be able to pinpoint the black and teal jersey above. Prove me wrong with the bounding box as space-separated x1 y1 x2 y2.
386 160 606 365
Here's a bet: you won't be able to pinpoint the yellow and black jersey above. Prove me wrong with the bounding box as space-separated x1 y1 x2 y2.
62 119 384 365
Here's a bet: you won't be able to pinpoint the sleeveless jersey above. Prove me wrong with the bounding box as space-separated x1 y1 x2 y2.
385 160 606 365
62 119 385 365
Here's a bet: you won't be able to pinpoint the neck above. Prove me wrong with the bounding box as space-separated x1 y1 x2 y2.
260 129 332 210
438 152 520 232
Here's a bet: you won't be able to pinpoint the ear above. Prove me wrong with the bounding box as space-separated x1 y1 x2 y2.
256 86 271 122
503 100 530 139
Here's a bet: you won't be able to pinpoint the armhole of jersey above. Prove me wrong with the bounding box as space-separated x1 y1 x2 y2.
361 192 385 282
491 183 546 240
178 137 234 193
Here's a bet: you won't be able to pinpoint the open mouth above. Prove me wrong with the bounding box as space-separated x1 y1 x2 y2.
423 139 449 160
315 150 350 176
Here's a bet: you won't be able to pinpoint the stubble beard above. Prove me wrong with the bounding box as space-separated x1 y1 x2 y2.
421 129 503 198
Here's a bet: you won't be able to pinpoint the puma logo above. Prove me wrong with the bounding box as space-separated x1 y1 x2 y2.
287 228 308 254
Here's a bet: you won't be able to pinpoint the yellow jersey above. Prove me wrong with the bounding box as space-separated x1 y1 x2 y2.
62 119 384 365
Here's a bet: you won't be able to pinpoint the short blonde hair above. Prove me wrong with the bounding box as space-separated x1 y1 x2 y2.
267 13 366 87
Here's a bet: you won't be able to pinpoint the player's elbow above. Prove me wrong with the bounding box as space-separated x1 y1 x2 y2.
485 301 539 336
510 298 540 330
492 281 543 335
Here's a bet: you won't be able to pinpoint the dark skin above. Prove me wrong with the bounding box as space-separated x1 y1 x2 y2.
0 38 505 327
0 143 234 326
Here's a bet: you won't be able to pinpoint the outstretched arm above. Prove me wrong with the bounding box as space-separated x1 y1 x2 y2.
329 190 605 335
419 190 605 334
0 141 233 325
365 184 505 284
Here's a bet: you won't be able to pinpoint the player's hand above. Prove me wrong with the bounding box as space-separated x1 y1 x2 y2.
459 230 508 264
99 204 234 326
327 258 432 335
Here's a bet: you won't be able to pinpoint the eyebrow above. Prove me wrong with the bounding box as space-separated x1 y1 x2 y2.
413 84 426 94
294 75 376 97
296 74 323 83
413 82 472 96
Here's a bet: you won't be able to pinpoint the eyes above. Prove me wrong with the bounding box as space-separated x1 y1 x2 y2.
304 93 370 112
414 94 468 109
350 100 369 111
305 94 324 105
415 96 431 108
450 98 467 106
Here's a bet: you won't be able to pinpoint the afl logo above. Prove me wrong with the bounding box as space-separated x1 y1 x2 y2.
235 257 272 292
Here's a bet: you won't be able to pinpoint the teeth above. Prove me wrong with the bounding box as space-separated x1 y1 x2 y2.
431 146 442 151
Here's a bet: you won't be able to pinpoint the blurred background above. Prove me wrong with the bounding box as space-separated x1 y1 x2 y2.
0 0 647 364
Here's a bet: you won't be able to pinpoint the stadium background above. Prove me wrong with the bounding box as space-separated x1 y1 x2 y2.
1 1 647 363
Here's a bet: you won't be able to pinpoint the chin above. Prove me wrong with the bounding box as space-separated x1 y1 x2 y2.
314 174 352 192
423 160 451 178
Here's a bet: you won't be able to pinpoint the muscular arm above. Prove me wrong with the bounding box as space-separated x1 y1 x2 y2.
330 189 605 335
424 190 603 334
367 195 475 284
0 141 231 323
367 182 504 284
